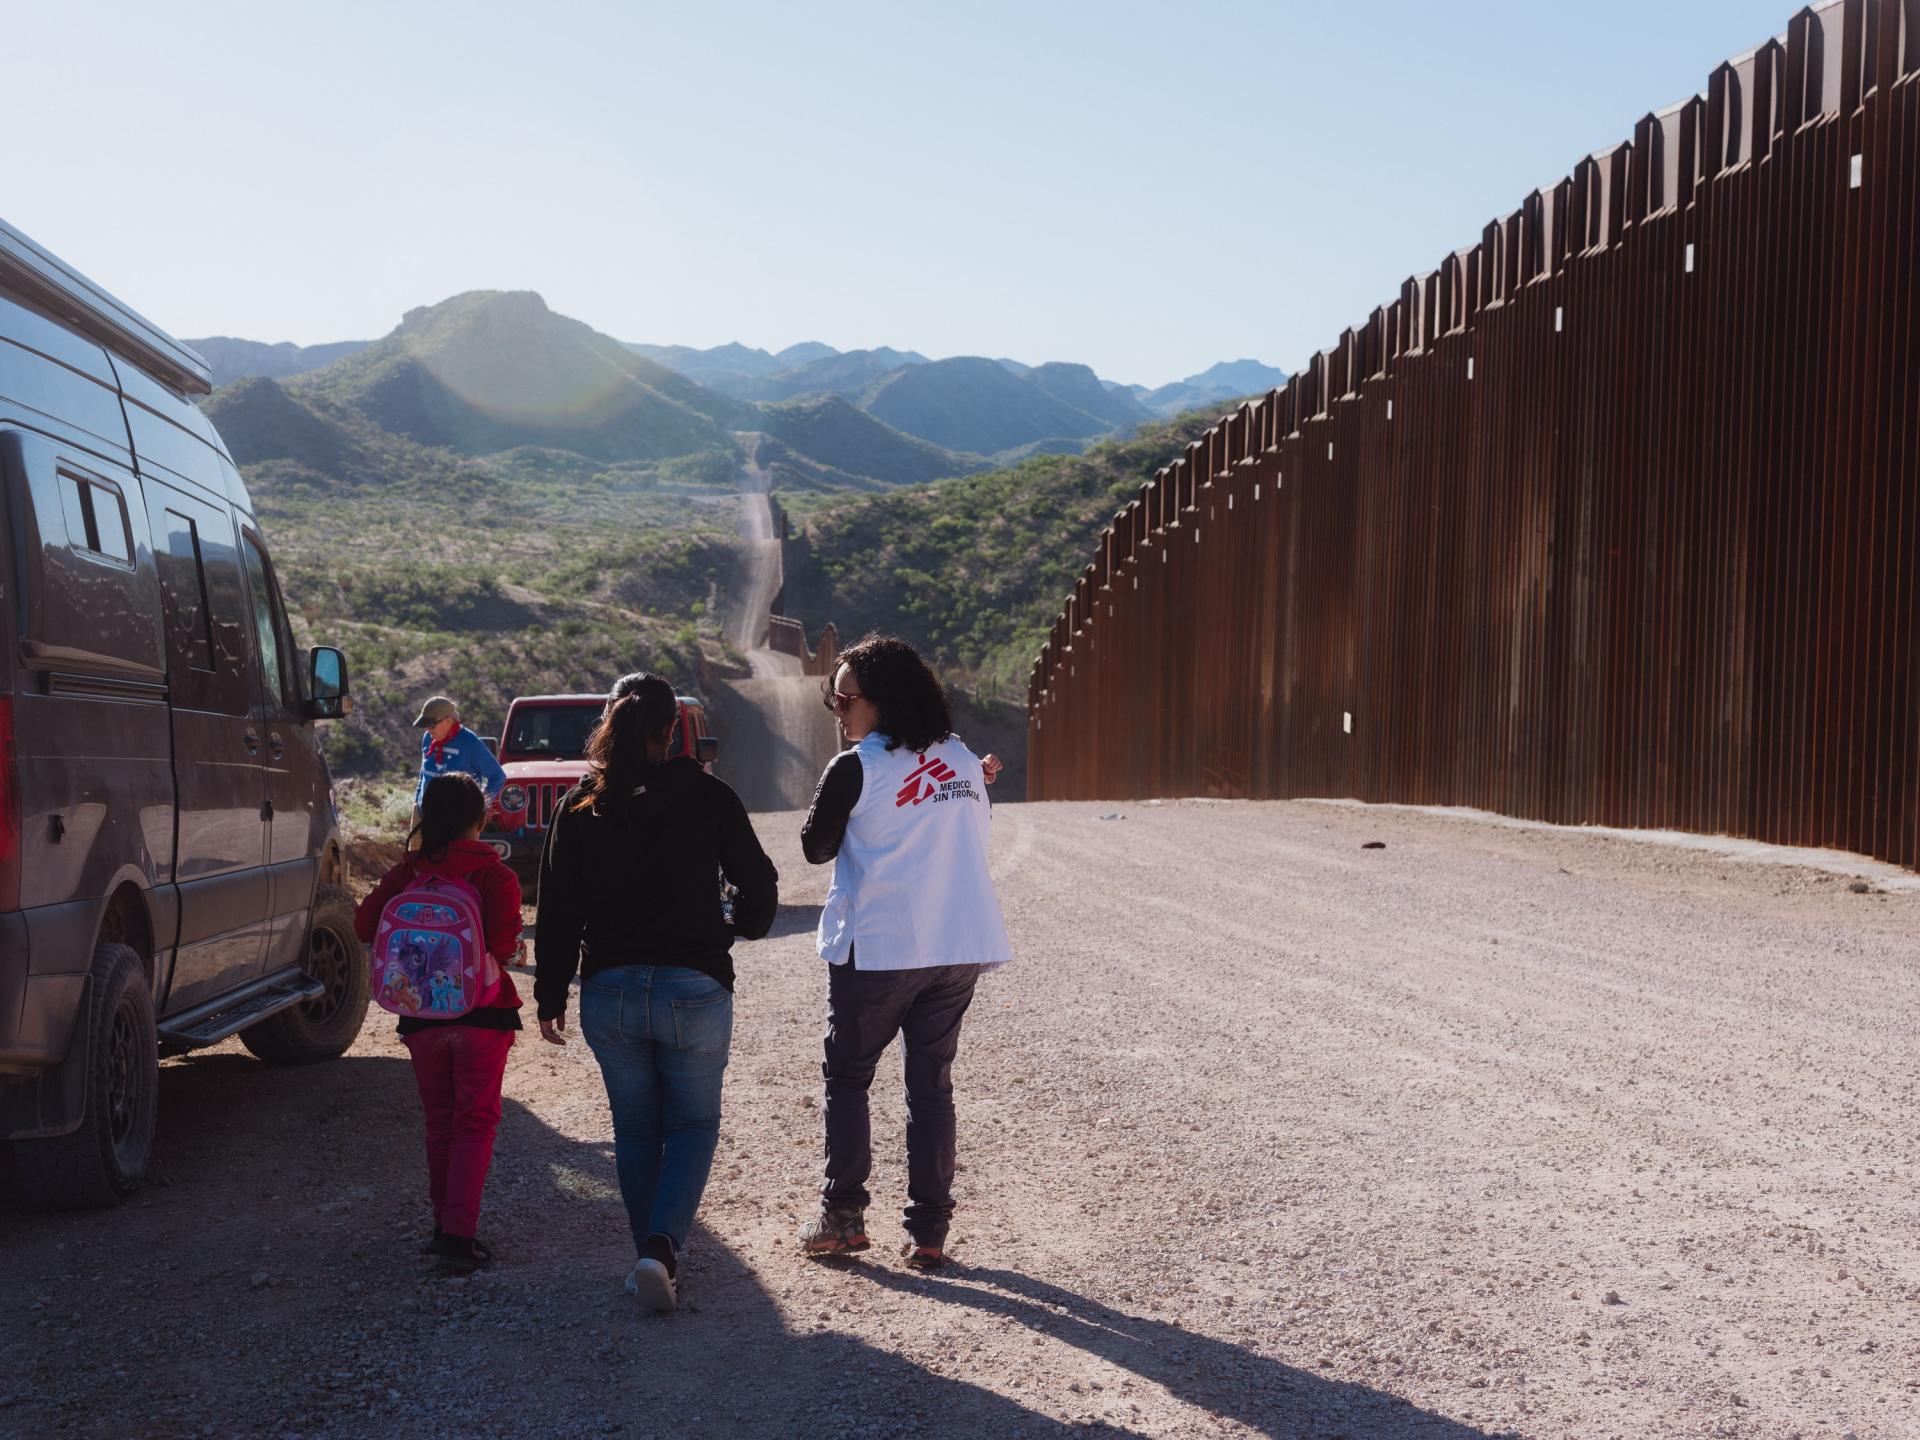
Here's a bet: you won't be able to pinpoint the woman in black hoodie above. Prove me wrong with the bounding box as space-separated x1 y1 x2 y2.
534 672 778 1312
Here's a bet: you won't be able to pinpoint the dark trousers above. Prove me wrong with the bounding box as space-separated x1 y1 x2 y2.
821 959 982 1245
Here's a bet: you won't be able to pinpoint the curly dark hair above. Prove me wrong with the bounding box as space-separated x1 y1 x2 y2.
572 671 679 812
829 633 952 754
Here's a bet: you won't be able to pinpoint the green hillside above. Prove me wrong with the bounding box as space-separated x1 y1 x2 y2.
784 408 1234 698
202 326 755 789
257 447 743 785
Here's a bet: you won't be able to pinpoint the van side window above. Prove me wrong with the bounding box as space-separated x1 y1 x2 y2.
57 471 132 563
241 533 300 712
151 499 250 716
154 510 216 672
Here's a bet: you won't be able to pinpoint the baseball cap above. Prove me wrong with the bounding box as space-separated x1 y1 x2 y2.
412 695 458 727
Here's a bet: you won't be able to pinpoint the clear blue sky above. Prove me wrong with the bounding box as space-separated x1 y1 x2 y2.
6 0 1798 388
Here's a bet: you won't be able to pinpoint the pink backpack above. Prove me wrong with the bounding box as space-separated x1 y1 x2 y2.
369 870 500 1020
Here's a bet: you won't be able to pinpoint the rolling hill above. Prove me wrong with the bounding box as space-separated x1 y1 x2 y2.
295 290 745 462
188 336 374 388
752 394 986 489
626 339 842 392
1140 359 1289 416
1025 361 1153 430
744 346 931 403
858 356 1120 456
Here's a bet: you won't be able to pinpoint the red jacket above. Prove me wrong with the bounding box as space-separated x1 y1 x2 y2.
355 840 525 1011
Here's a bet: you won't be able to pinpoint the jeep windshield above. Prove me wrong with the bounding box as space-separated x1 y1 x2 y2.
504 705 601 760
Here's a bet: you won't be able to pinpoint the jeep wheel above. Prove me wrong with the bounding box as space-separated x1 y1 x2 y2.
14 943 158 1210
240 886 369 1065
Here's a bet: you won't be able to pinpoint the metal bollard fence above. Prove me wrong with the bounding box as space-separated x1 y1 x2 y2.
1029 0 1920 870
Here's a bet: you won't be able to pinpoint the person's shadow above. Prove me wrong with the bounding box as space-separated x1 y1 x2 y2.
0 1043 1499 1439
845 1261 1494 1438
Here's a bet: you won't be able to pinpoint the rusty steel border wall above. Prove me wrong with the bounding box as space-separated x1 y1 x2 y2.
1027 0 1920 869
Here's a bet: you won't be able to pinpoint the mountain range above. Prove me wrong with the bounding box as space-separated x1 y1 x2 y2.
191 308 1285 481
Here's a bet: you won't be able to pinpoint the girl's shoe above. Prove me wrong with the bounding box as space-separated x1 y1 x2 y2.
418 1225 444 1256
625 1233 678 1313
799 1210 871 1257
430 1234 494 1274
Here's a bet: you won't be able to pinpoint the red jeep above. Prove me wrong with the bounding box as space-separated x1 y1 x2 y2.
481 692 716 898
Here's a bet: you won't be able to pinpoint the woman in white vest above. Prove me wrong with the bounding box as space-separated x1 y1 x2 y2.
798 633 1011 1268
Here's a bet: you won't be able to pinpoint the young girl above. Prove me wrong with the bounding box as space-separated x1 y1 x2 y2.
355 771 524 1273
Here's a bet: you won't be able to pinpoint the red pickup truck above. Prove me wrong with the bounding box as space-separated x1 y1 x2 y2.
480 692 716 898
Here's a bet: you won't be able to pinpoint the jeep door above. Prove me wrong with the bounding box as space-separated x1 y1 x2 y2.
141 478 268 1011
236 519 326 975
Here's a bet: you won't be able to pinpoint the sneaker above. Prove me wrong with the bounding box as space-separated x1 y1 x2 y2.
625 1233 678 1313
418 1225 444 1256
799 1209 871 1257
901 1242 948 1271
430 1233 494 1275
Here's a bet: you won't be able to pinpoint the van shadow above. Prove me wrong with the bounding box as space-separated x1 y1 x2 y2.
0 1047 1499 1439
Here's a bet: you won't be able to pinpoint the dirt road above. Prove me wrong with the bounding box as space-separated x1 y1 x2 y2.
711 438 839 811
4 800 1917 1438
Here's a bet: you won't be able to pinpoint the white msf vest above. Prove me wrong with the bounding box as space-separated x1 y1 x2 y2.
816 732 1014 970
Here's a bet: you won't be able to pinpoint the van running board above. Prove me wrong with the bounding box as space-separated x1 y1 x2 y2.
157 967 325 1050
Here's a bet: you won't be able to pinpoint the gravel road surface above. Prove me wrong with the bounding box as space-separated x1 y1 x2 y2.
3 799 1916 1438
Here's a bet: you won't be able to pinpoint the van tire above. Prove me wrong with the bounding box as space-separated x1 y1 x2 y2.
14 943 158 1210
240 887 368 1066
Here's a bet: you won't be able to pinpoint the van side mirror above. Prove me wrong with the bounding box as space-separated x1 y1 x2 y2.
306 646 350 720
695 736 719 765
481 735 499 756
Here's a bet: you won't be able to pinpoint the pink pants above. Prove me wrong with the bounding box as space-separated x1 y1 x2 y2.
402 1027 514 1238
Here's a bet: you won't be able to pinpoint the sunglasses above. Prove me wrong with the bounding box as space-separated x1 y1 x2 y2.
823 687 865 714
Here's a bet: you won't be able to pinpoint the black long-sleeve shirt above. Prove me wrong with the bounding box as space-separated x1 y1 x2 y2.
800 749 864 864
533 757 778 1019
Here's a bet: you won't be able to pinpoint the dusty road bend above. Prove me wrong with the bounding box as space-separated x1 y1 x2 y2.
710 444 838 812
3 799 1916 1438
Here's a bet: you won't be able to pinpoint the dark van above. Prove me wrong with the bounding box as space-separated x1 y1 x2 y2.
0 219 364 1208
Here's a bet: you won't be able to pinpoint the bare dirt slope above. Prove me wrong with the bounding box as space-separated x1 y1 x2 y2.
3 800 1917 1439
712 447 839 811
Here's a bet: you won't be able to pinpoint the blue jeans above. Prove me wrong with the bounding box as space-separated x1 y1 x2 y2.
579 965 733 1255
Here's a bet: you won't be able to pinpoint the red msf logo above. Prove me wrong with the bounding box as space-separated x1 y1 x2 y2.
895 755 957 807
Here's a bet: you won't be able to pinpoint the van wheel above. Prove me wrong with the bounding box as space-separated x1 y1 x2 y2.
14 943 158 1210
240 887 368 1066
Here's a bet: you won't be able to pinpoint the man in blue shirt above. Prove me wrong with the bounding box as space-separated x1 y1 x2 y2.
411 695 507 837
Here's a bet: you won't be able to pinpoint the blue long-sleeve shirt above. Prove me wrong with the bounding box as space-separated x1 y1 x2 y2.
416 724 507 806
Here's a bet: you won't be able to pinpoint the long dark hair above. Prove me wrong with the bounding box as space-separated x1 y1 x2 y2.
411 772 487 859
830 633 952 754
572 671 679 812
